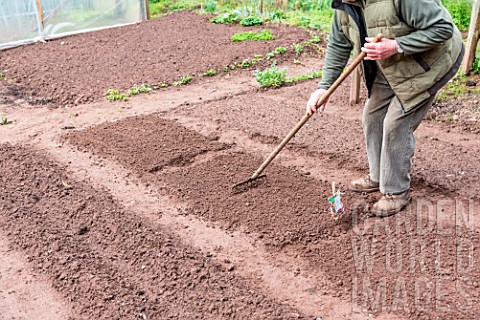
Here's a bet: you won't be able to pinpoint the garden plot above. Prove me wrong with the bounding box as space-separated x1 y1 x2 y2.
0 11 314 106
0 143 308 320
0 8 479 320
65 113 480 319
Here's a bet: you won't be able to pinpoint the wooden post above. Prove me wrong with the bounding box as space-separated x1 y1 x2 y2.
461 0 480 75
145 0 150 20
35 0 44 26
350 66 361 104
259 0 263 14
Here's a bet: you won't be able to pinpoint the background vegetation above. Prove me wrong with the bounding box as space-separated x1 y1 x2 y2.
149 0 473 32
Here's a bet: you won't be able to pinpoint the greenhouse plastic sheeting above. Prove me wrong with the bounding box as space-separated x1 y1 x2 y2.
0 0 147 50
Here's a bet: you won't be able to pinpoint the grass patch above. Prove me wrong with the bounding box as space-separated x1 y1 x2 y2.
149 0 201 19
286 70 322 83
231 29 274 42
436 74 480 102
149 0 469 33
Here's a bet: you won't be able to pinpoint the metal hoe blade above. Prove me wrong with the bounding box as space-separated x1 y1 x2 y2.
231 174 267 194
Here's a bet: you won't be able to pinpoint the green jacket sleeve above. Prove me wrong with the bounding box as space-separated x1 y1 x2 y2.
318 12 353 90
395 0 454 55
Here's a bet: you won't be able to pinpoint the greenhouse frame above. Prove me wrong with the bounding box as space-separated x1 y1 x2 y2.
0 0 149 50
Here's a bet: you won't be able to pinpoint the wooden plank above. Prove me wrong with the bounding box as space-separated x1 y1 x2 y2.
461 0 480 75
350 66 361 104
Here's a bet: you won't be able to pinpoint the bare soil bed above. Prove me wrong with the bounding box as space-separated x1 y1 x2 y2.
0 11 314 106
65 113 480 320
0 143 307 319
1 9 479 320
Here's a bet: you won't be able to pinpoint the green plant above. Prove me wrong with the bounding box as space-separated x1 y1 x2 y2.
199 68 217 76
275 46 287 54
294 43 303 55
173 75 192 86
212 11 240 24
128 84 153 96
240 16 263 26
231 29 274 42
473 57 480 74
106 89 127 102
443 0 471 31
205 0 216 13
305 35 321 46
285 70 322 83
265 52 275 59
1 117 8 125
0 72 4 78
255 65 287 87
238 59 253 68
160 83 169 88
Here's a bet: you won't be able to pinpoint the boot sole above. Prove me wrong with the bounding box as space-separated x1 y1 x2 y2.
372 196 412 218
350 187 379 193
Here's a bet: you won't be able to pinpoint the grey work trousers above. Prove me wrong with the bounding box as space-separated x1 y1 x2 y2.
363 72 434 195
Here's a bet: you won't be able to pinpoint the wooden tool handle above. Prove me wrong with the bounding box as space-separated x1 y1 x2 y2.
316 33 383 108
250 34 383 180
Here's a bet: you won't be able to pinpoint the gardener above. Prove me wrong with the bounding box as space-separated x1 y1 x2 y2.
306 0 464 217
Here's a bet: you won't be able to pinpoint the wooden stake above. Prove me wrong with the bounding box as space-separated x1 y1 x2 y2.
35 0 44 27
350 66 361 104
461 0 480 75
145 0 150 20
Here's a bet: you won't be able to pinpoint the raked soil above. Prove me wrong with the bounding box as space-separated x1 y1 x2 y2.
0 143 308 319
65 114 480 319
0 11 315 106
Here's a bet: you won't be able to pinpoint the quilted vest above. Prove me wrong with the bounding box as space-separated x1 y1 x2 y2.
336 0 463 111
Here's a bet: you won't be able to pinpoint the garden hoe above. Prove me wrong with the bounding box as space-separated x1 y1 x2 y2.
232 34 383 194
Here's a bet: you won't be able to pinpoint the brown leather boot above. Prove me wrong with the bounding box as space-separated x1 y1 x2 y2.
350 176 379 193
372 190 412 217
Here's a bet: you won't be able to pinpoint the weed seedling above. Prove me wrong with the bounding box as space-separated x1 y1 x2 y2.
239 59 252 69
294 43 304 55
106 89 127 102
275 46 287 54
265 52 275 60
1 117 8 125
160 83 169 88
128 84 152 96
173 75 192 86
199 68 217 77
0 72 4 78
256 65 287 87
